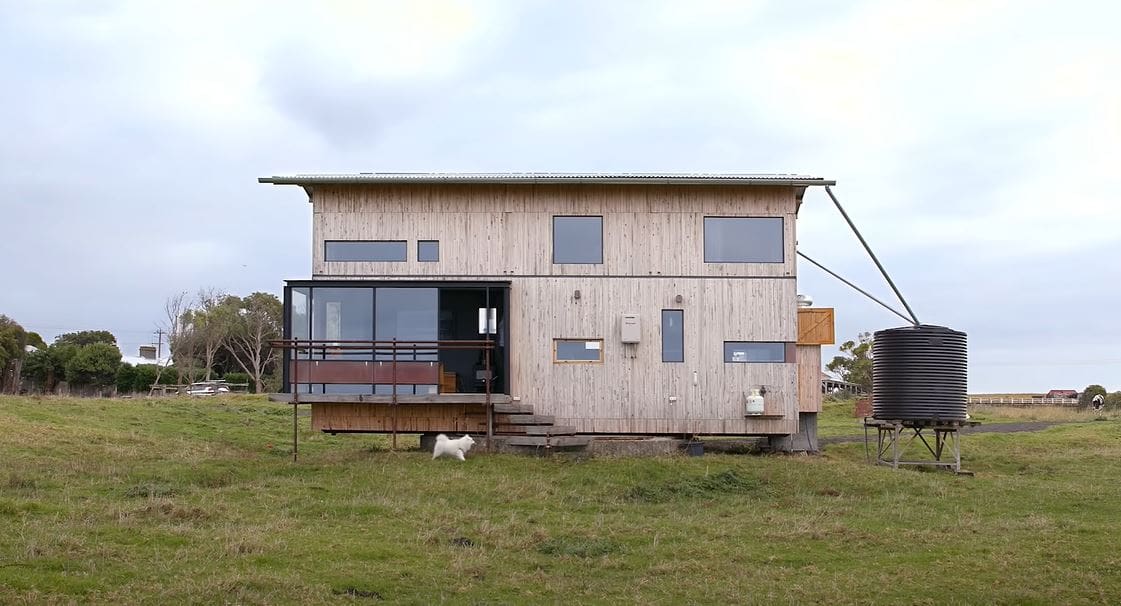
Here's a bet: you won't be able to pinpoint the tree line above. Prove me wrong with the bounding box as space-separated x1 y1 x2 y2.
1 289 282 396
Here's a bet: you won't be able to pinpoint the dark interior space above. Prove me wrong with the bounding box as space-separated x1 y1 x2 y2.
438 288 506 394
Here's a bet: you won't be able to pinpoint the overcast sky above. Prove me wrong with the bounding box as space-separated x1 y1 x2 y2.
2 0 1118 392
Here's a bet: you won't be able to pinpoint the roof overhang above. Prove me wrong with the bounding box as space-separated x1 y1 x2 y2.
258 172 836 187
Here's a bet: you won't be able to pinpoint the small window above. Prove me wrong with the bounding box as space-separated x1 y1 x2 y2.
553 216 603 264
554 339 604 363
418 240 439 262
661 310 684 363
325 241 407 262
723 342 787 363
704 217 784 263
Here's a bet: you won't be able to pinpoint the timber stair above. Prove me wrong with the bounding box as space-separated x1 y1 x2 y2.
474 401 591 450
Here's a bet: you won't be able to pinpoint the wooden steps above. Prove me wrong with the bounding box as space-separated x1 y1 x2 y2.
495 414 556 426
488 401 587 450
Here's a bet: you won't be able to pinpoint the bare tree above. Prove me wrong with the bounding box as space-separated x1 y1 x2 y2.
159 291 194 391
223 293 282 393
191 288 228 381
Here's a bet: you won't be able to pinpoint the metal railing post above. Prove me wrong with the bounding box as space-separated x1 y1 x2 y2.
292 342 300 463
391 338 398 451
485 340 493 451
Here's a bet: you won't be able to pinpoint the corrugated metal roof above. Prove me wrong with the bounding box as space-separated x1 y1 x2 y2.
258 172 835 186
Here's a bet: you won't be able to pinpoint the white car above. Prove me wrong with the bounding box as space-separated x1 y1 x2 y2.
185 382 231 396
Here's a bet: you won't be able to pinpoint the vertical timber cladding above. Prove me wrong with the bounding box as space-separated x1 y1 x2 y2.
310 183 801 435
311 184 797 278
511 278 799 435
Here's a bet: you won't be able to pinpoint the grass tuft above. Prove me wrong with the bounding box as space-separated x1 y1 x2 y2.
537 536 621 558
123 483 178 498
332 586 384 600
626 468 766 502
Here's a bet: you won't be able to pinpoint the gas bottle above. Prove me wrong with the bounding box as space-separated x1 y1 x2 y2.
745 388 765 416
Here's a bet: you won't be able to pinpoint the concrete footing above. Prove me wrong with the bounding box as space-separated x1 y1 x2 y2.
766 413 819 453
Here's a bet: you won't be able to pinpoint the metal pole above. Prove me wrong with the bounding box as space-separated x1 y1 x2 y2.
823 186 920 326
796 251 915 325
485 288 493 451
391 338 398 451
292 343 299 463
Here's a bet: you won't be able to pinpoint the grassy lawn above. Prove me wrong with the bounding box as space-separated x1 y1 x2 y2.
3 395 1121 604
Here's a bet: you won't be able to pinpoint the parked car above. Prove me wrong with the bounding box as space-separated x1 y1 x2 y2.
185 381 231 396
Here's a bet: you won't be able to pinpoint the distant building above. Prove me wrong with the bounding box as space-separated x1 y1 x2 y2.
1044 389 1078 399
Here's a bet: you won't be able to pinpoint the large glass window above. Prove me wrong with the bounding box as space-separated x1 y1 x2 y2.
325 240 407 262
312 288 373 358
723 342 787 363
662 310 684 363
703 217 784 263
554 339 604 363
376 288 438 361
290 286 309 343
553 216 603 264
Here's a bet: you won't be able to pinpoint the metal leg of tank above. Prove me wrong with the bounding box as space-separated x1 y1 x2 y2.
767 413 819 453
863 419 973 472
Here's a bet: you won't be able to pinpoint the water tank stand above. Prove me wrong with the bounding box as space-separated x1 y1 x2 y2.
863 419 980 475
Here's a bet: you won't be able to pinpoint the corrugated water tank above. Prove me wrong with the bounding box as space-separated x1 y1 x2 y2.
872 325 968 421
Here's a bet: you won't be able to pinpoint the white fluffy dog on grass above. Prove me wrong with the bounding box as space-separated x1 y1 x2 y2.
432 434 476 461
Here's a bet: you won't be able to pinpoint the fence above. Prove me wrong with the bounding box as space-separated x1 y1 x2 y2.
967 397 1081 407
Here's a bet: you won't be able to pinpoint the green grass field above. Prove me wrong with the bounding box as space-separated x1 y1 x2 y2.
3 395 1121 604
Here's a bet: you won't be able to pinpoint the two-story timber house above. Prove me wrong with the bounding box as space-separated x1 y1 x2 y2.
261 173 836 451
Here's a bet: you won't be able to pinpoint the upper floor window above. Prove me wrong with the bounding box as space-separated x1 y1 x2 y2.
417 240 440 262
325 240 407 262
703 217 784 263
553 216 603 264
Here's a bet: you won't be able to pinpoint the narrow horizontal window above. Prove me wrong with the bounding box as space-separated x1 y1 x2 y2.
325 241 407 262
553 216 603 264
418 240 440 262
723 342 787 363
704 217 784 263
662 310 684 363
554 339 604 363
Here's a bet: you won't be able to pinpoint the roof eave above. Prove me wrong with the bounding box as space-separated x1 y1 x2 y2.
258 175 837 187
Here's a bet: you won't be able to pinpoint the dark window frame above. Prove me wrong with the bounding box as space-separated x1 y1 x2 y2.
661 309 684 363
417 240 440 262
552 216 604 264
703 216 785 263
553 338 605 363
723 341 790 363
324 240 408 262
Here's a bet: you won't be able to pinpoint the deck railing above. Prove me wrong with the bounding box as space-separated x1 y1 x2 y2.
268 339 499 459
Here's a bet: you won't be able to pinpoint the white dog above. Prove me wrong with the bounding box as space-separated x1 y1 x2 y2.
432 434 475 461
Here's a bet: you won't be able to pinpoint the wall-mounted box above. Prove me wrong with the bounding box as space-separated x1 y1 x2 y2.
621 314 641 343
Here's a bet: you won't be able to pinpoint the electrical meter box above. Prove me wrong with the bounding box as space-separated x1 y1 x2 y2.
621 314 641 343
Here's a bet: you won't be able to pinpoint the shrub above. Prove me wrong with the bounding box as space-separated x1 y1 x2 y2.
116 363 138 394
222 372 250 390
64 342 122 388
